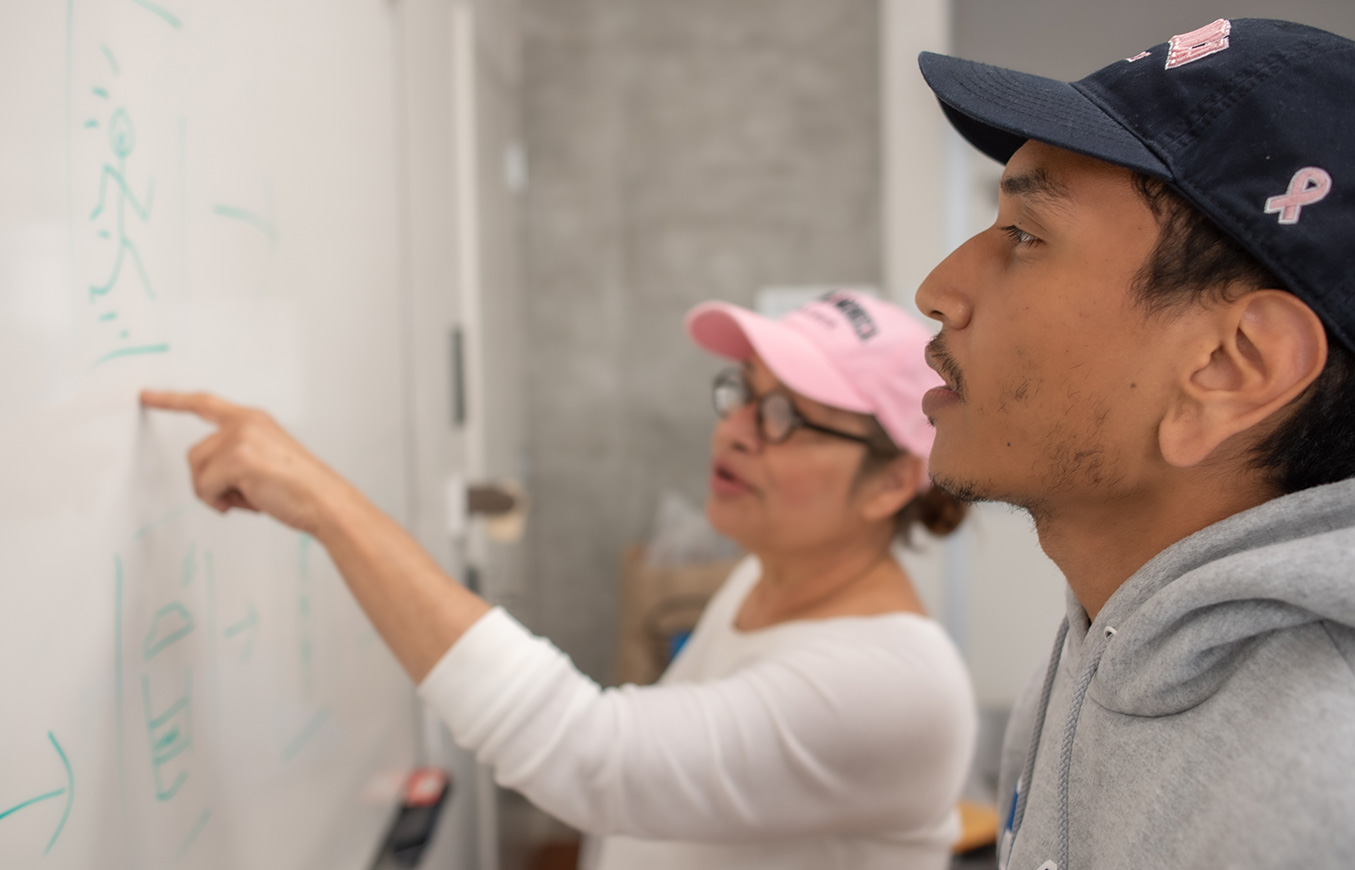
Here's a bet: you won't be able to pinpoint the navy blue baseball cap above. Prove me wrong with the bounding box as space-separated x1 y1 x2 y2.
919 18 1355 352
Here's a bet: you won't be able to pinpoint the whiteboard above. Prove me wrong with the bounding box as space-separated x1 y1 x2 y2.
0 1 422 868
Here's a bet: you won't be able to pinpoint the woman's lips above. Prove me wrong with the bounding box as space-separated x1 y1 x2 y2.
710 460 752 496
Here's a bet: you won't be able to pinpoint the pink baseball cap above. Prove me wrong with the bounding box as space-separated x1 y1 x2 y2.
685 290 942 471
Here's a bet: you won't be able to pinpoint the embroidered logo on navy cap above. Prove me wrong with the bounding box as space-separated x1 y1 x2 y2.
1264 167 1333 225
1165 19 1232 69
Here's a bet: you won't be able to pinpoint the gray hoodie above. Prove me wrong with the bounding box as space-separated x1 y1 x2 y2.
997 477 1355 870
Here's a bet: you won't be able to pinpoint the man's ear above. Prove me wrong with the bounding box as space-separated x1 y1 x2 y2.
1160 290 1326 468
859 453 925 522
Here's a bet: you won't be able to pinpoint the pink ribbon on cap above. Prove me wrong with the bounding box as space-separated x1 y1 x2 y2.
1264 167 1333 225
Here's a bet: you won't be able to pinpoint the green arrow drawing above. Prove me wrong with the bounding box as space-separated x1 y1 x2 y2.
0 732 74 854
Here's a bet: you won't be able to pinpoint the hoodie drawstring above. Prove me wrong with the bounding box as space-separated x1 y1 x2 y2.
1006 618 1116 870
1007 618 1069 863
1056 625 1115 870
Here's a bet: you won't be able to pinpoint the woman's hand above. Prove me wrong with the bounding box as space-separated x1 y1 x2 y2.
140 389 490 681
139 390 351 537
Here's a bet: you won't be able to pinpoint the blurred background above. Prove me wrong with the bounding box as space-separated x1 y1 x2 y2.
482 1 1355 867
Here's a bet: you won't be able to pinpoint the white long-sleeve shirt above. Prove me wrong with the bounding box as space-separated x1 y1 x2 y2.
418 557 976 870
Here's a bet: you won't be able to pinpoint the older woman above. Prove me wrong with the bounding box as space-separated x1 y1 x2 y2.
142 290 976 870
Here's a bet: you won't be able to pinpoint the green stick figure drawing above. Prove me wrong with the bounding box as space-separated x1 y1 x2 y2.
89 106 156 302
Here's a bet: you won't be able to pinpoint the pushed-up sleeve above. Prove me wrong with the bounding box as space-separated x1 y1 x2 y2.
418 607 974 842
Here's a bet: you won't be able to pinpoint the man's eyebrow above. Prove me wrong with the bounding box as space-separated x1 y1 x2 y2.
1000 169 1071 206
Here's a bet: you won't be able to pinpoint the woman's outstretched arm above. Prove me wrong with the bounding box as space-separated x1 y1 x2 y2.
139 390 490 682
139 391 971 841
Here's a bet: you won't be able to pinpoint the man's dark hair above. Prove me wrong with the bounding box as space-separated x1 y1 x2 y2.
1132 174 1355 494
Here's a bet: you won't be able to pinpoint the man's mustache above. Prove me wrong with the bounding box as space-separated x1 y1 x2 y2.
925 333 966 400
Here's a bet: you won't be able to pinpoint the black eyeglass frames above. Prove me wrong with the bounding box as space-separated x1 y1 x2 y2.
710 368 875 447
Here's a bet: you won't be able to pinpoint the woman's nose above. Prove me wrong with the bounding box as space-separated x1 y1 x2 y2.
714 400 760 453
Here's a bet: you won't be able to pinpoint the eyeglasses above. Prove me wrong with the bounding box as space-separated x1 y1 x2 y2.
711 368 875 447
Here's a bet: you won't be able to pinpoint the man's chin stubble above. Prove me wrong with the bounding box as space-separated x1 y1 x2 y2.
930 472 1053 527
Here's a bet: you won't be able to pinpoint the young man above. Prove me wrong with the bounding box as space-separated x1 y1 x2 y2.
914 18 1355 870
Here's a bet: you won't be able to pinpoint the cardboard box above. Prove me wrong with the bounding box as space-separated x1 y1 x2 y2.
613 546 742 686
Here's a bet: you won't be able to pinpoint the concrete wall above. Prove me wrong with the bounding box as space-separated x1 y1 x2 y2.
519 0 884 681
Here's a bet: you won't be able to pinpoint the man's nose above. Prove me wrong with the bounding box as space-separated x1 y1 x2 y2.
915 237 978 331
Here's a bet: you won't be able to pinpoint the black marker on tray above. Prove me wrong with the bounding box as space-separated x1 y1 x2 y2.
370 768 451 868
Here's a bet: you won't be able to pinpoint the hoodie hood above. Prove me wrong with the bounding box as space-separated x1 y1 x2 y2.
1000 476 1355 870
1073 477 1355 717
